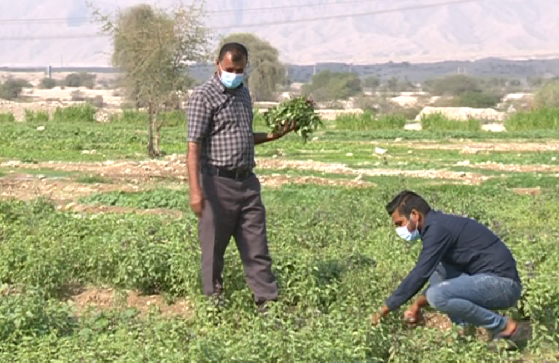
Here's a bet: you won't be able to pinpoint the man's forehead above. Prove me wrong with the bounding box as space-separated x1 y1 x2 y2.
221 53 247 66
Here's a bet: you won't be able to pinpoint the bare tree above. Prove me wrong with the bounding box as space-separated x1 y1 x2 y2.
90 1 210 157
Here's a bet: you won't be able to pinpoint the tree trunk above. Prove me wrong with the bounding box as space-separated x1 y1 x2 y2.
154 113 165 157
154 120 161 156
147 104 157 158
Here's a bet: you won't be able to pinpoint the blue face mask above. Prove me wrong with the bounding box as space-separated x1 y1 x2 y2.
219 64 244 89
396 222 421 242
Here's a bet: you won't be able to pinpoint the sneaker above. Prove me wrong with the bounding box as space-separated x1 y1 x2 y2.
488 321 531 351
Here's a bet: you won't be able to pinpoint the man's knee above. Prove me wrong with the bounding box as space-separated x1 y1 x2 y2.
426 284 448 310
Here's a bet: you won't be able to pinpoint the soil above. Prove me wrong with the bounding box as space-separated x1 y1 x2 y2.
64 284 192 318
384 141 559 153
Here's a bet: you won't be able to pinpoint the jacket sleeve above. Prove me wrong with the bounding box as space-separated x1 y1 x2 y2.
385 224 453 311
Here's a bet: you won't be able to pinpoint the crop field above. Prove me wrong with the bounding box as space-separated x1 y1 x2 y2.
1 112 559 362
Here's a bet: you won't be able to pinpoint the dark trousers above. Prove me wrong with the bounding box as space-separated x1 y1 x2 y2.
198 172 278 303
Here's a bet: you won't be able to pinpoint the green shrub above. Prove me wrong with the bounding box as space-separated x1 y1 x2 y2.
158 110 186 127
24 110 50 123
0 113 16 122
53 104 96 122
421 113 482 132
0 78 31 100
64 72 96 89
505 108 559 131
336 112 406 131
453 91 501 108
39 78 56 89
534 81 559 109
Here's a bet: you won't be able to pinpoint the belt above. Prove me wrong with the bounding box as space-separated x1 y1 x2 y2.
202 165 253 181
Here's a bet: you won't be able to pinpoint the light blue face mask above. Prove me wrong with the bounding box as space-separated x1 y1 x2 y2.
396 222 421 242
219 64 244 89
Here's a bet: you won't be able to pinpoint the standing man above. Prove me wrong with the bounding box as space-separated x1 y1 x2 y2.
186 42 294 310
373 190 529 349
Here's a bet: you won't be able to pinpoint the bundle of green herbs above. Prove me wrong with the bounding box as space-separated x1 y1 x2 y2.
263 96 323 142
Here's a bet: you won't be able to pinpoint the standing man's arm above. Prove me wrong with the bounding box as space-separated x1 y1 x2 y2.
187 142 204 217
253 120 297 145
186 94 211 217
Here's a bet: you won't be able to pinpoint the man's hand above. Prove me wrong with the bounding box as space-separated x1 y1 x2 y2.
403 306 422 324
189 188 204 218
372 305 390 326
272 120 297 140
403 295 427 324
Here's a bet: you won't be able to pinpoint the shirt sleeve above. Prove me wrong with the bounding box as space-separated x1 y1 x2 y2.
385 224 453 311
187 92 211 143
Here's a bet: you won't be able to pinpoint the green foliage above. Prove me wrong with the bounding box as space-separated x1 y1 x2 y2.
263 96 323 141
157 109 186 127
0 287 76 344
421 113 482 132
112 110 149 124
453 91 501 108
534 81 559 109
429 75 482 96
505 108 559 131
81 189 187 211
24 110 50 123
336 112 406 131
0 112 16 122
110 110 185 127
0 182 559 360
302 70 362 102
0 78 31 100
64 72 96 88
40 78 57 89
53 104 97 123
219 33 284 102
383 76 416 92
363 75 380 89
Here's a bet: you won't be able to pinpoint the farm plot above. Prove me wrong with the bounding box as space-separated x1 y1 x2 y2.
0 121 558 361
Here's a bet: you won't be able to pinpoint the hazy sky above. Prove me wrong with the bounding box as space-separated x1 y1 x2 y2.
1 0 558 66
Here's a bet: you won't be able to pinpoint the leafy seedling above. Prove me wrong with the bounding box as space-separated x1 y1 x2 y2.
263 96 323 142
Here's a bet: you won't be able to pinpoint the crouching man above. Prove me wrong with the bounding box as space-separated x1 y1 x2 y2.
373 190 529 349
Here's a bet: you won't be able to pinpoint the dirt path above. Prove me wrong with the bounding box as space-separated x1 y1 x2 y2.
466 163 559 173
257 159 490 185
5 152 555 214
379 141 559 153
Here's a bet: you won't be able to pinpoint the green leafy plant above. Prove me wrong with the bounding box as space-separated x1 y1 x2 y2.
0 113 16 122
263 96 323 142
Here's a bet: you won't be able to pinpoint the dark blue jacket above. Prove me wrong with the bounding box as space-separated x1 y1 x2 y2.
385 210 521 311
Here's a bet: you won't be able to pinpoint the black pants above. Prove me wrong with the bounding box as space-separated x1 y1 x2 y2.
197 172 278 303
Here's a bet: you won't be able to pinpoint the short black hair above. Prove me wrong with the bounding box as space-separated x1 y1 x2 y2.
385 190 431 217
218 42 249 62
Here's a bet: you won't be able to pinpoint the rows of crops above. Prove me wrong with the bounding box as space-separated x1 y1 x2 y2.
1 113 559 361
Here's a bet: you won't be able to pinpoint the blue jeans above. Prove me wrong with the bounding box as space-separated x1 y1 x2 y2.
424 263 522 334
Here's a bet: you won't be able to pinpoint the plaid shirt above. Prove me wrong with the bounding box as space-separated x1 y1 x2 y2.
187 74 255 170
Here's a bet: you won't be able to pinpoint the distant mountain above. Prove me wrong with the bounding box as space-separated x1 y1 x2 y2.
1 0 558 66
